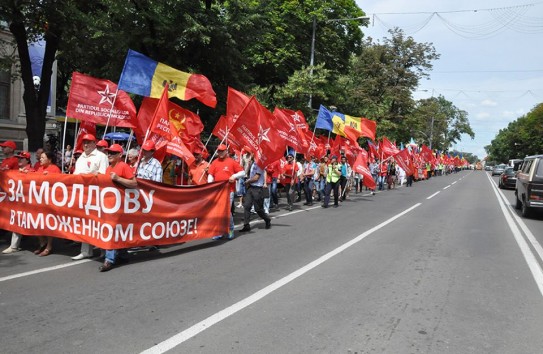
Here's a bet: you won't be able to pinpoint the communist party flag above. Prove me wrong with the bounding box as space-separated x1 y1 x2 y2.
211 115 242 150
148 86 195 165
118 49 217 108
230 97 286 167
353 150 376 190
137 97 203 140
66 72 137 128
379 137 400 159
226 87 251 123
273 108 307 151
393 148 415 176
420 145 436 164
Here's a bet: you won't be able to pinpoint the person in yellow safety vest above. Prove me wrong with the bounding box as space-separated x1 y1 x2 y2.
322 155 341 208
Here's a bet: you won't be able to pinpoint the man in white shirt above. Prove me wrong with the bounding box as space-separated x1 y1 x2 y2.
71 134 109 260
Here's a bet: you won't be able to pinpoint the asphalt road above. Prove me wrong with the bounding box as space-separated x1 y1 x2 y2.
1 170 543 354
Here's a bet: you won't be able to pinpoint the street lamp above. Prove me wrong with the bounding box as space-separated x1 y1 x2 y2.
308 15 370 108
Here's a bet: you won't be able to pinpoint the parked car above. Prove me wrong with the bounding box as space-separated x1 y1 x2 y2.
491 164 507 176
515 154 543 217
498 167 517 189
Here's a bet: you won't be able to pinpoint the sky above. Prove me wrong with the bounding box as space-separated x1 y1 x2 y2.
354 0 543 159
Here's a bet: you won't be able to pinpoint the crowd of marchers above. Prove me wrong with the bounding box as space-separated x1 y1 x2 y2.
0 138 462 272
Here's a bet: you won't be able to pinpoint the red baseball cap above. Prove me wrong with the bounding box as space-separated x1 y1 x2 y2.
217 144 228 151
105 144 123 154
16 151 31 160
0 140 16 149
193 147 204 154
96 139 109 148
81 134 96 142
142 140 156 151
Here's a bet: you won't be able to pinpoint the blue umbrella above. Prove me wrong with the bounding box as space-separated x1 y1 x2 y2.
104 132 134 141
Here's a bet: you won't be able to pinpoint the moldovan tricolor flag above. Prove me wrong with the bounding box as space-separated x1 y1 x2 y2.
118 49 217 108
66 72 137 128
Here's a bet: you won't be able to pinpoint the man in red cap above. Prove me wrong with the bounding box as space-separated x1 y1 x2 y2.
207 144 245 239
99 144 137 272
96 139 109 153
71 133 109 260
16 152 34 173
188 147 209 185
0 140 18 170
136 140 163 182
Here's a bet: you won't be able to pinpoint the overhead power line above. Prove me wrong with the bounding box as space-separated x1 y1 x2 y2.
368 2 543 38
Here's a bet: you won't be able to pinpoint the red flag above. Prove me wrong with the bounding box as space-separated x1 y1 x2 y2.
393 148 414 176
360 118 377 141
66 72 137 128
148 86 195 165
420 145 436 164
343 125 363 145
227 87 251 124
380 137 400 159
273 108 306 151
75 121 96 151
211 115 243 150
230 97 286 167
141 98 204 139
353 150 376 190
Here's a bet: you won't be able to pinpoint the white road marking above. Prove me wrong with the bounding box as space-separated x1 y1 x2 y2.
140 203 422 354
443 185 451 190
427 191 440 199
0 259 93 282
452 181 457 185
485 172 543 297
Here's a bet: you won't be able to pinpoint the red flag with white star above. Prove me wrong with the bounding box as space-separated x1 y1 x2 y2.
230 97 286 167
66 72 137 128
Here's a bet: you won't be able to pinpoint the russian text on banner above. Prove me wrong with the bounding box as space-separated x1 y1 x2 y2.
0 171 231 249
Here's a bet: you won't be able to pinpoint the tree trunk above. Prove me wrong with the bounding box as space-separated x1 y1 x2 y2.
9 20 59 152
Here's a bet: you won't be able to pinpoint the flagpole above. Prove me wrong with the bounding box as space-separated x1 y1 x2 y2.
61 115 68 173
102 88 120 139
124 129 134 163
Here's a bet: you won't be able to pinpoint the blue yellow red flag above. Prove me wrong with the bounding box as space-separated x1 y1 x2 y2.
118 49 217 108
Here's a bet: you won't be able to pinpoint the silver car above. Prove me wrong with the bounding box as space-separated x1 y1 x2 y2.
492 164 507 176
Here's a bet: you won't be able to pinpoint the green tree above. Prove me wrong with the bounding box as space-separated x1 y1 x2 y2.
336 28 440 141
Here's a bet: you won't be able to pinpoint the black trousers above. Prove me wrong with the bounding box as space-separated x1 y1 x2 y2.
243 186 270 225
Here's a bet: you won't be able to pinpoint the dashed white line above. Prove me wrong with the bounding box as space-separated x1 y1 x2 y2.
140 203 422 354
427 191 440 199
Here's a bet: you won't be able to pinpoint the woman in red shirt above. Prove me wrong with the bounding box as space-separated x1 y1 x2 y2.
279 153 299 211
34 151 61 256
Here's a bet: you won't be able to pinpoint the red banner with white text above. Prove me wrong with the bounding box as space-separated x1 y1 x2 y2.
0 171 230 249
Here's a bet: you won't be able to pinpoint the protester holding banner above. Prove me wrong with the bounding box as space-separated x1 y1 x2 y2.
32 148 44 170
99 144 137 272
127 148 139 173
339 155 351 201
240 153 271 232
2 152 35 254
136 141 163 182
71 134 109 260
0 140 18 170
32 151 62 256
188 147 209 186
16 152 34 173
208 144 245 239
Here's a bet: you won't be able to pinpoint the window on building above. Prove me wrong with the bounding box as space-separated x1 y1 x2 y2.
0 70 10 120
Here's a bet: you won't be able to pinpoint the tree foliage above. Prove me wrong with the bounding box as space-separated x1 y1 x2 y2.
485 103 543 163
0 0 479 156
